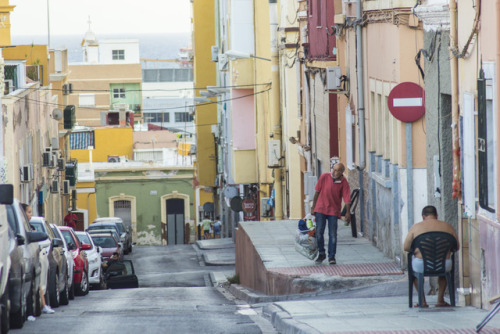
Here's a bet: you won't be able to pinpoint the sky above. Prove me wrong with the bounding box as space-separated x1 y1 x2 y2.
10 0 192 36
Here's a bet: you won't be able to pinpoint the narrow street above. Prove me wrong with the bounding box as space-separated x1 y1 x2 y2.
12 244 277 334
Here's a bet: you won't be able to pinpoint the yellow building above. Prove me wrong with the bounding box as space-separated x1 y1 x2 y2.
192 0 217 224
0 0 14 46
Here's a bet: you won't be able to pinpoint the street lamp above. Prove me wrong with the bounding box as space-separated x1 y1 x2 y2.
225 50 271 62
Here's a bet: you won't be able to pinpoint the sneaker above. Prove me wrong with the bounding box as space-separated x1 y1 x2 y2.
42 305 55 314
329 257 336 265
315 254 326 264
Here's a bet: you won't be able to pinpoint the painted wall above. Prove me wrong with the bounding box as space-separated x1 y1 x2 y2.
94 170 194 245
71 127 133 162
3 45 49 86
67 63 142 126
192 0 217 187
232 89 255 149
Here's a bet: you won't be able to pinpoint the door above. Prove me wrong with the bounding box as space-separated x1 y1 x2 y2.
114 200 132 231
166 199 185 245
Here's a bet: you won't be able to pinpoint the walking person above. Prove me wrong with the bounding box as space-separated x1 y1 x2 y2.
311 162 351 265
213 216 222 239
202 215 212 240
64 209 77 230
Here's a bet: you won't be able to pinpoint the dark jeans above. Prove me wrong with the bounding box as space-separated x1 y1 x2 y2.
315 213 338 258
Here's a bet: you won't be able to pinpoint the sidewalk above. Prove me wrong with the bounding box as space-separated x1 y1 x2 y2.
226 220 500 333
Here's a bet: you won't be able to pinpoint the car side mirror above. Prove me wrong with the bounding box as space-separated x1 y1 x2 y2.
52 238 64 248
16 234 25 245
97 246 102 253
81 243 92 250
27 231 49 243
0 184 13 204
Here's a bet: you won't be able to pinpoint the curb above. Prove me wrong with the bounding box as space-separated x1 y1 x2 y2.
263 304 321 334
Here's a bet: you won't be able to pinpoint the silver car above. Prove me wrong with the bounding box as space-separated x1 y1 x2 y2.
50 224 75 300
75 231 105 289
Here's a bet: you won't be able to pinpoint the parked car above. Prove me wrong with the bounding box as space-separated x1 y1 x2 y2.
29 217 69 308
104 260 138 289
3 188 48 328
74 231 105 289
88 218 132 254
88 233 122 264
50 224 75 300
87 228 122 250
57 227 89 296
0 186 13 334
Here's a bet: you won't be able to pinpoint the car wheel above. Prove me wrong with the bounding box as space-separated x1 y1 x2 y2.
76 271 89 296
49 271 60 308
98 270 107 290
1 281 10 334
59 273 69 305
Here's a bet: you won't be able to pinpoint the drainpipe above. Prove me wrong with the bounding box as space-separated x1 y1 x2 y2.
356 0 366 234
356 0 366 170
449 0 461 200
269 0 283 220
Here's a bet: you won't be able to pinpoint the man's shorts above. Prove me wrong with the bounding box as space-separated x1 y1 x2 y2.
412 257 452 273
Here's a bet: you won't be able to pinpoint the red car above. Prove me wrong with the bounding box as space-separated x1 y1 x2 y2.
57 226 90 296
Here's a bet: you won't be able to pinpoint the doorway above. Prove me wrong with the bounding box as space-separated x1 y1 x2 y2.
114 200 132 232
166 198 185 245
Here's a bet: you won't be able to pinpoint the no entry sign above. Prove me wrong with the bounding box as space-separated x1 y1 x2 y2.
387 82 425 123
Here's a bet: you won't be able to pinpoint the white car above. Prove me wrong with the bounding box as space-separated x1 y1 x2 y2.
75 231 105 289
50 224 75 299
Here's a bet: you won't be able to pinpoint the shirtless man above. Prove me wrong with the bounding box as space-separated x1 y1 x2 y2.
403 205 459 307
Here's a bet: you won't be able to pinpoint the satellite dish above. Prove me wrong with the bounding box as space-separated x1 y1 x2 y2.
52 108 63 121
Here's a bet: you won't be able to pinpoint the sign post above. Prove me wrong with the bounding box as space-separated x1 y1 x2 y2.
388 82 425 229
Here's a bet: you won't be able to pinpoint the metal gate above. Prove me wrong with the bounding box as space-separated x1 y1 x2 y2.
114 200 132 231
166 198 185 245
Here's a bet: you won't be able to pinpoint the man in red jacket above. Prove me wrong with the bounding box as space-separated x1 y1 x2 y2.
64 210 77 229
311 162 351 265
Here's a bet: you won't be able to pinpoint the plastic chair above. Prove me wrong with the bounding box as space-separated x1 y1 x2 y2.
407 231 457 308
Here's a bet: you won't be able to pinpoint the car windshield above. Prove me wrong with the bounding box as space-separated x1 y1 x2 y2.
115 223 125 234
76 233 93 249
60 230 78 250
92 236 117 248
30 222 46 233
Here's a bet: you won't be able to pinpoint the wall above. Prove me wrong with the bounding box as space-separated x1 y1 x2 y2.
95 170 194 245
3 45 49 86
71 127 133 162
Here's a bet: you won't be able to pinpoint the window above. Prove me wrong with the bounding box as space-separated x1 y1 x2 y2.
174 112 193 123
78 93 95 107
144 113 169 123
112 50 125 60
477 63 497 213
70 131 95 150
113 88 126 99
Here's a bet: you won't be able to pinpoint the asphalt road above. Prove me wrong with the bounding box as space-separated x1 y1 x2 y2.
12 244 277 334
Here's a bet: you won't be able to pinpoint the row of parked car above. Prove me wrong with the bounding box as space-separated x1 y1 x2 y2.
0 185 138 333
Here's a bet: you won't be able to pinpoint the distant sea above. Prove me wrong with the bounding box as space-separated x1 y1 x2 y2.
11 32 191 68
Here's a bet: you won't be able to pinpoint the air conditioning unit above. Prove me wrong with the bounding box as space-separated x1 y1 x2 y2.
108 155 120 163
49 153 58 169
51 137 59 150
260 197 272 217
50 180 59 194
20 164 33 183
57 158 65 171
62 180 70 195
268 140 281 167
42 152 52 167
326 67 342 90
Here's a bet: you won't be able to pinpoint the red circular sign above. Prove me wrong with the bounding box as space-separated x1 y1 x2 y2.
387 82 425 123
242 199 256 213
